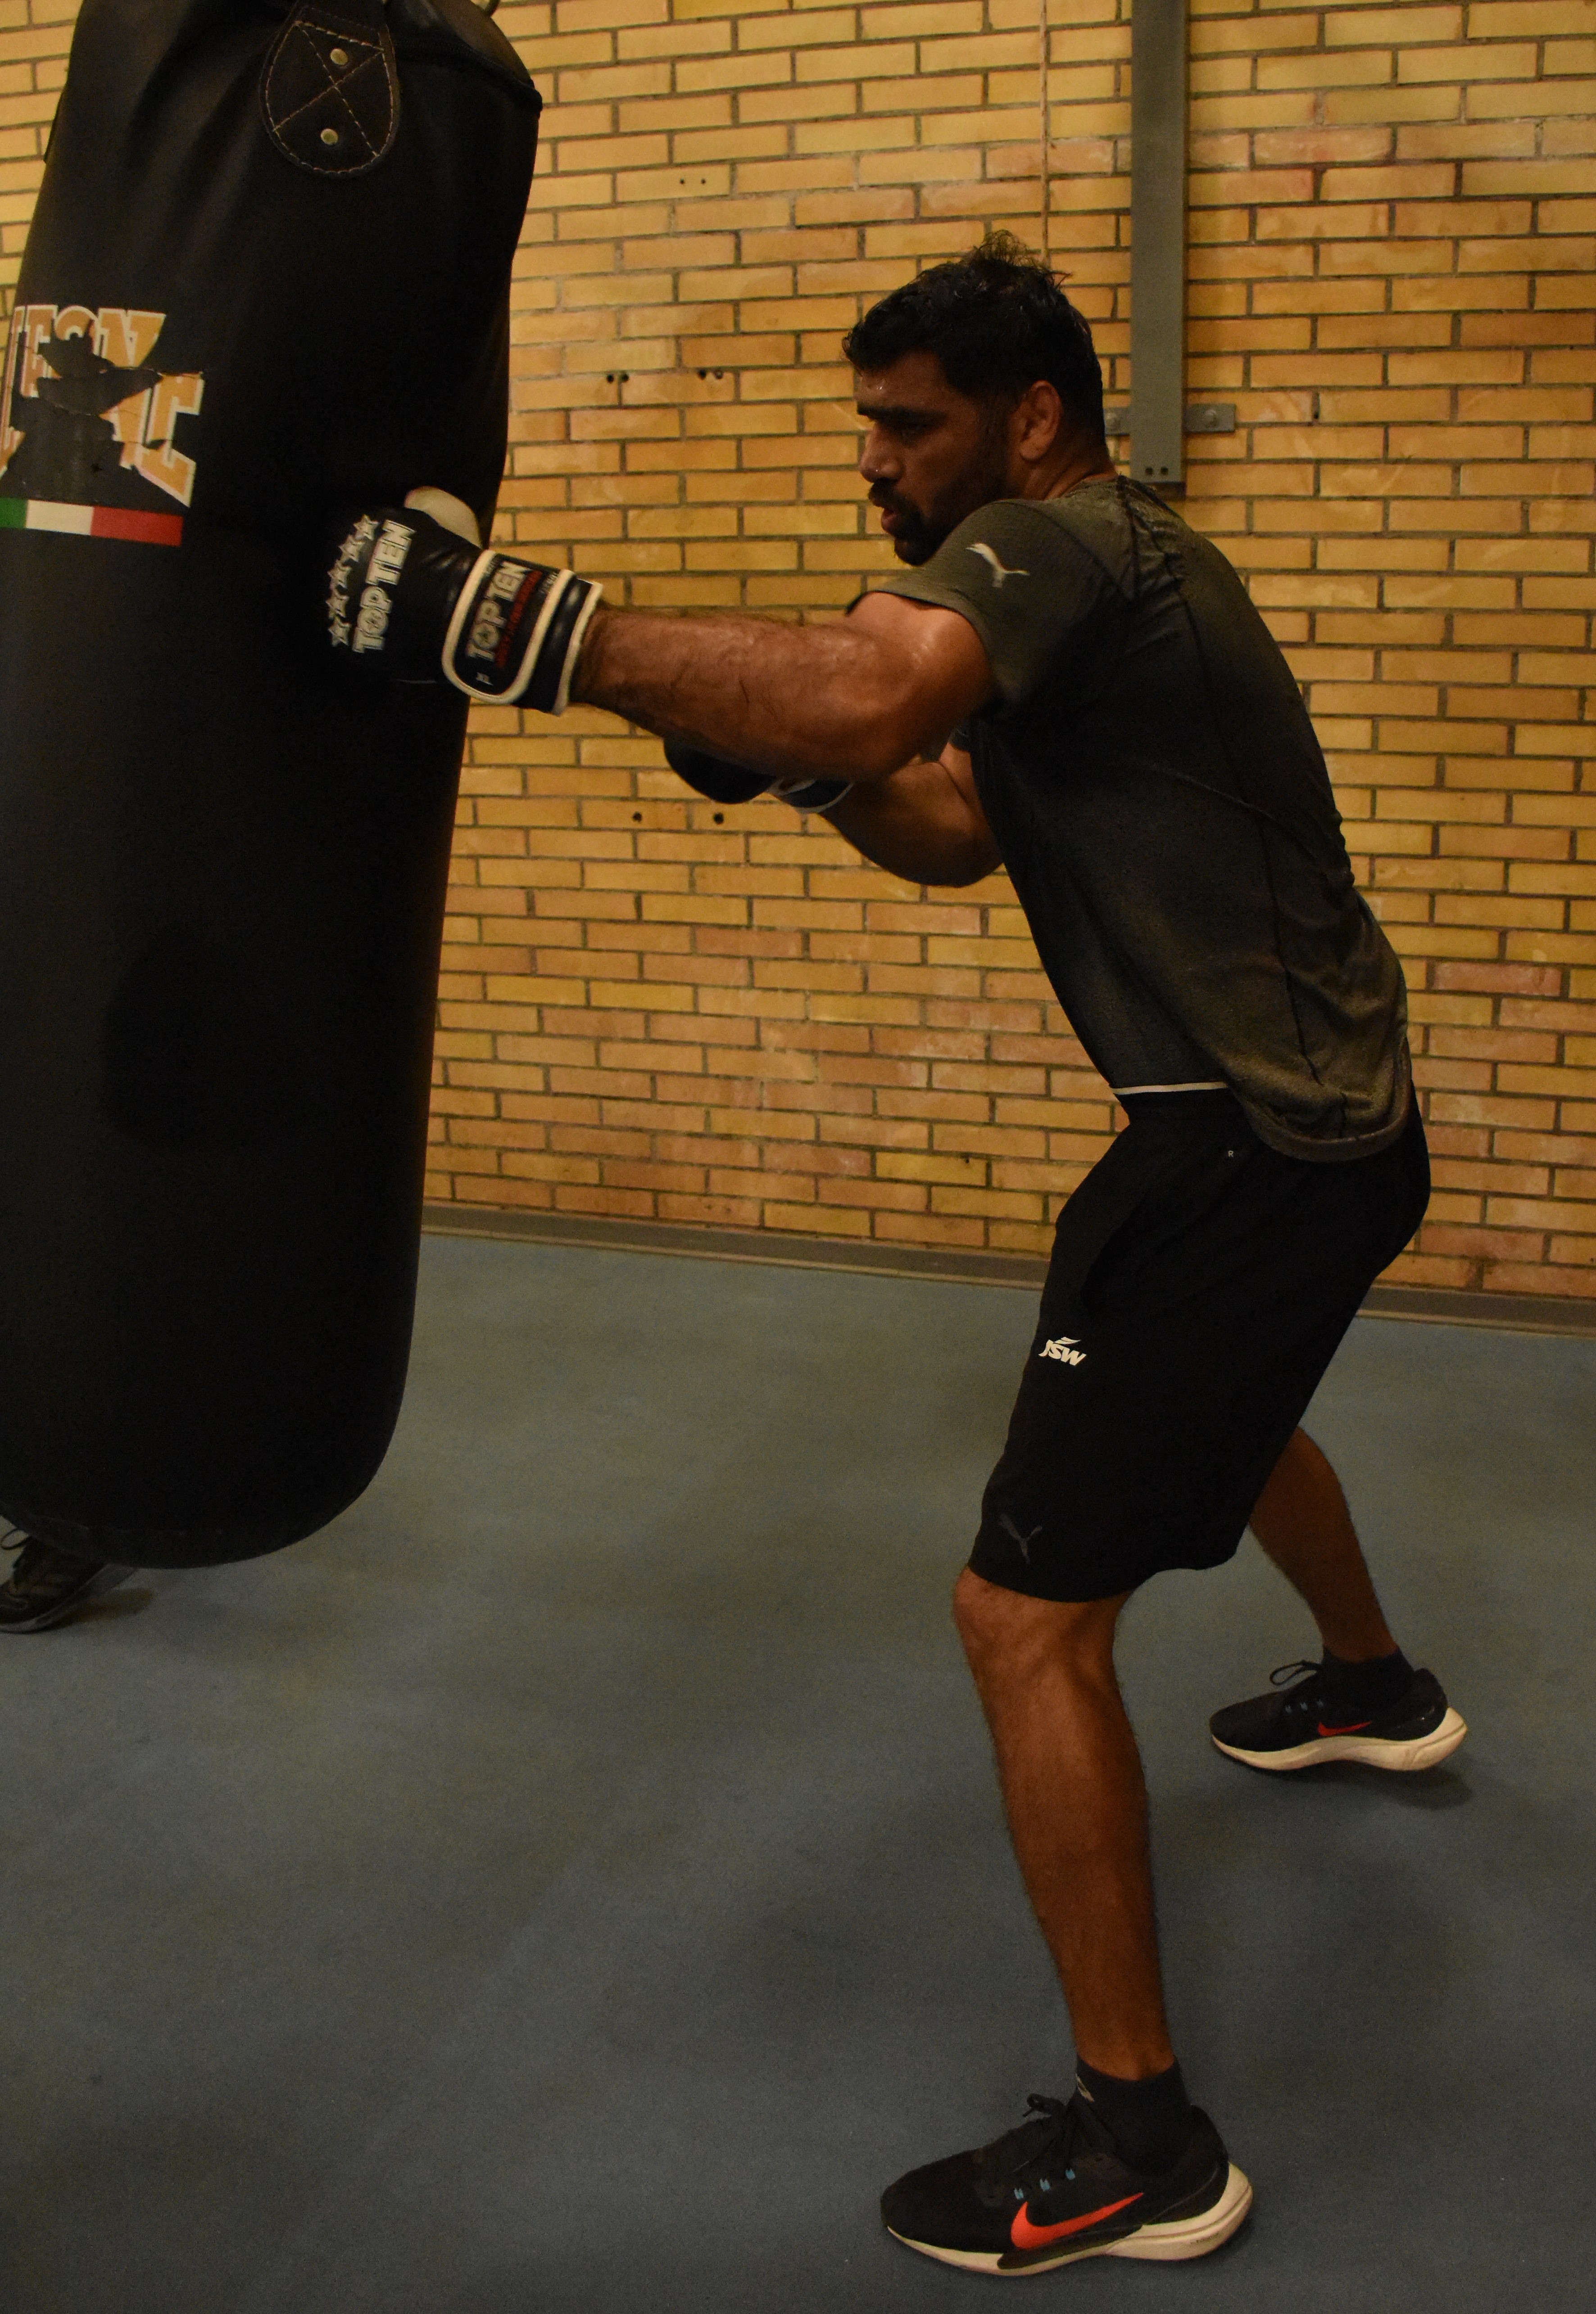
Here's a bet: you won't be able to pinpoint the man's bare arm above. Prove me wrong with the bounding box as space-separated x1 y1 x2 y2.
571 590 994 786
826 742 1002 887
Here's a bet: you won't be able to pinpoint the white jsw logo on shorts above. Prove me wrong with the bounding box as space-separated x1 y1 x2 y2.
1040 1336 1086 1366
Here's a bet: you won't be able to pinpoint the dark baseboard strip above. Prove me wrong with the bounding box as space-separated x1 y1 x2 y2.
1358 1283 1596 1337
422 1204 1596 1337
422 1202 1048 1290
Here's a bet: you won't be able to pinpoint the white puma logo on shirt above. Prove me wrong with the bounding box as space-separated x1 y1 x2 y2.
969 542 1029 587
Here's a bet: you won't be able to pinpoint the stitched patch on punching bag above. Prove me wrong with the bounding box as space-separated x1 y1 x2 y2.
103 929 314 1151
0 307 205 541
262 0 399 178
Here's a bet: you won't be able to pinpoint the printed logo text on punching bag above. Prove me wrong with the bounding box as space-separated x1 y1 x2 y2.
0 303 204 546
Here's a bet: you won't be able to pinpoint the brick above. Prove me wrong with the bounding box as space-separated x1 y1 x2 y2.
1398 118 1538 160
1468 1 1596 33
1326 5 1465 44
1258 53 1396 92
1328 86 1469 127
1419 1223 1548 1261
1496 1256 1596 1289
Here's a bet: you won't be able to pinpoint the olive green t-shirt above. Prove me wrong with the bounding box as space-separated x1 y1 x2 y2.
874 477 1410 1162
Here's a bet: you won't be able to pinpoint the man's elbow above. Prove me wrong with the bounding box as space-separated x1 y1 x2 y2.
938 841 1003 889
852 683 945 782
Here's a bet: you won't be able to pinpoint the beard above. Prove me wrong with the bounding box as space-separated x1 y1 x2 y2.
869 414 1015 565
870 488 946 566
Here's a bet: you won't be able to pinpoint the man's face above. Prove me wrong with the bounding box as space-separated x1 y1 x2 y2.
856 350 1016 565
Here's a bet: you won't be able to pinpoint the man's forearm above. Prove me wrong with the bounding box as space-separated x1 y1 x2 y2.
826 758 1002 888
570 600 982 786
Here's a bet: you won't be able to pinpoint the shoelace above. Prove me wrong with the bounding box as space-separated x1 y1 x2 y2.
1266 1659 1324 1714
974 2095 1090 2209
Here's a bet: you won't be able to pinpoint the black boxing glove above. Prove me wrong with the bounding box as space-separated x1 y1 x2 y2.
322 502 602 714
663 736 852 815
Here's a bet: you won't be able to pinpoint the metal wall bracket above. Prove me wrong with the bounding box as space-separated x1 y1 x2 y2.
1104 403 1232 439
1129 0 1189 487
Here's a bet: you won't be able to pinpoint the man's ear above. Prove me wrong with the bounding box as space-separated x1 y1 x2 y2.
1014 378 1065 465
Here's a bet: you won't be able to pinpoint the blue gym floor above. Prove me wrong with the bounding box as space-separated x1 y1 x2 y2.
5 1235 1593 2314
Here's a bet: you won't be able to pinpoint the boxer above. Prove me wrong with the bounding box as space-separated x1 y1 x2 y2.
330 232 1464 2275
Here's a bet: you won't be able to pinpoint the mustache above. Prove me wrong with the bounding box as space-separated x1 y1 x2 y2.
869 486 923 525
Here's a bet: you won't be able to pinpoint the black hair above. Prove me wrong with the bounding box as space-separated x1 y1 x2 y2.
841 232 1106 444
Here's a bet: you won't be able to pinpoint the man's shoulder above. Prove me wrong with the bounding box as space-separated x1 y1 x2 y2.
885 487 1134 609
1034 475 1194 558
871 486 1157 711
959 480 1131 551
958 478 1185 598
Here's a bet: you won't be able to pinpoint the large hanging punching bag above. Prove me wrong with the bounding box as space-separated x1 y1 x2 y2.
0 0 540 1565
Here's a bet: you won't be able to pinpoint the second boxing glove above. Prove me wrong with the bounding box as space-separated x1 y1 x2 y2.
664 736 852 815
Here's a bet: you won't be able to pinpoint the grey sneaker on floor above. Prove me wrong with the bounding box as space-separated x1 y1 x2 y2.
0 1535 136 1632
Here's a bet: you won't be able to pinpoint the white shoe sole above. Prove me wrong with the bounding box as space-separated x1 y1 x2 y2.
887 2160 1252 2275
1212 1705 1467 1773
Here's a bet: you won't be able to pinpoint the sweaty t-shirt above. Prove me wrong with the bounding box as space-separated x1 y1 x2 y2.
873 476 1410 1162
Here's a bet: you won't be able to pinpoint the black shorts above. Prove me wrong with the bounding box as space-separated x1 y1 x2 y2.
968 1090 1429 1603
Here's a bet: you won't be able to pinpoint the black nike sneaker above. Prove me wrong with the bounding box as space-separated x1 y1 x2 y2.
881 2091 1251 2275
1209 1659 1466 1772
0 1535 136 1633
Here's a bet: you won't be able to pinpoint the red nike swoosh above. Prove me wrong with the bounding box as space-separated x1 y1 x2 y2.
1010 2192 1142 2249
1317 1718 1372 1735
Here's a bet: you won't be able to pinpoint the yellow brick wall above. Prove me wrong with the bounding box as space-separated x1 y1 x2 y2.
4 0 1593 1292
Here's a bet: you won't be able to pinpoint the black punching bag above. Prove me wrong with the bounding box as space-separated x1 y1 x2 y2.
0 0 540 1565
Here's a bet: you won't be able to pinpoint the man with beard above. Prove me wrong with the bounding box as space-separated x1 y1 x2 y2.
329 233 1464 2275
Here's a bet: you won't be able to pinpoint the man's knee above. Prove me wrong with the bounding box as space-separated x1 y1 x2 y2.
952 1564 1124 1684
952 1563 1002 1660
